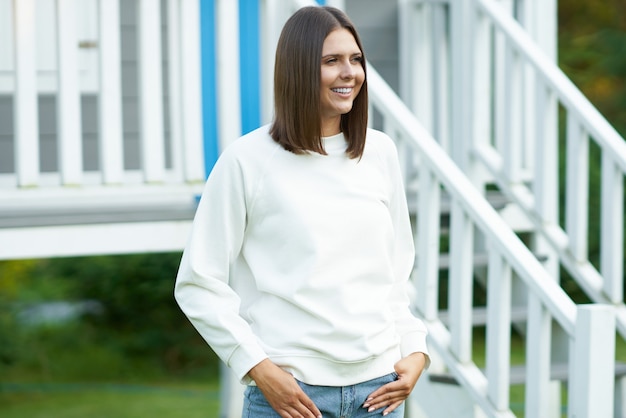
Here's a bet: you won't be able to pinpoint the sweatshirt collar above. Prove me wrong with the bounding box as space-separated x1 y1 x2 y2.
321 132 347 155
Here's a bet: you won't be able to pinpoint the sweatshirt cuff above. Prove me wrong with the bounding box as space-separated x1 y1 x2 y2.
228 342 268 384
400 331 431 370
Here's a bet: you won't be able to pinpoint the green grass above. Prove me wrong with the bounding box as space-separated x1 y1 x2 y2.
0 383 220 418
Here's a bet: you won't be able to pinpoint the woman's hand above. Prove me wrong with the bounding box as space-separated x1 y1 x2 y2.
248 359 322 418
362 352 427 416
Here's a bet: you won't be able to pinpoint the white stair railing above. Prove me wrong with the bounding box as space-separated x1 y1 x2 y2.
368 65 616 417
471 0 626 335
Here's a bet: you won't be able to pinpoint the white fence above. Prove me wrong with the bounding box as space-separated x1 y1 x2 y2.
0 0 205 259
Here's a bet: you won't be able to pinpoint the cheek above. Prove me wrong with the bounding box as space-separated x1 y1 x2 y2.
355 68 365 91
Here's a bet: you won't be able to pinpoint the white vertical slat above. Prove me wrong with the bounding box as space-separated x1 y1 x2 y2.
473 10 491 150
448 201 474 362
486 250 511 410
565 113 589 260
601 157 624 303
432 3 450 151
569 305 615 417
56 0 83 185
533 80 558 229
492 0 513 155
449 0 472 170
166 0 183 181
179 0 205 181
416 166 441 320
524 293 554 416
502 43 522 182
0 0 14 73
98 0 123 184
399 0 433 133
76 0 98 93
137 0 165 182
13 0 40 186
36 0 57 91
216 0 241 151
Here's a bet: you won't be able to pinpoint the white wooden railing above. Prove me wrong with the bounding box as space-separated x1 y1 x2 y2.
0 0 205 188
469 0 626 335
399 0 626 336
0 0 205 260
368 64 616 417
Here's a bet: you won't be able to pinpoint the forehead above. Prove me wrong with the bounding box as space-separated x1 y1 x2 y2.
321 28 361 54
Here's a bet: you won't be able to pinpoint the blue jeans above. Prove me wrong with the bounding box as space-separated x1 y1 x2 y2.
242 372 405 417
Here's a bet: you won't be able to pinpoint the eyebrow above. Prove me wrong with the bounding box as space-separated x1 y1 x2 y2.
321 52 363 59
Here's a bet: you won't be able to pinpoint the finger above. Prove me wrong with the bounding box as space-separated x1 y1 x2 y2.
382 400 404 417
301 397 322 418
364 383 412 411
365 379 406 402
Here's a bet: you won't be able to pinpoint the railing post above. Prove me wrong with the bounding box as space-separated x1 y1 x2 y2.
449 0 473 172
448 201 474 363
179 0 206 181
568 305 615 417
565 115 589 261
99 0 124 184
601 157 624 304
486 250 512 410
13 0 40 187
399 0 434 134
415 167 440 321
56 0 83 185
137 0 166 182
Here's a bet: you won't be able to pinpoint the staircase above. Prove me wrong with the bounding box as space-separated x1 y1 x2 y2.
380 0 626 416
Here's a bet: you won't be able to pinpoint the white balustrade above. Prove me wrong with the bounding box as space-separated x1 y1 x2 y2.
368 63 616 416
3 0 205 191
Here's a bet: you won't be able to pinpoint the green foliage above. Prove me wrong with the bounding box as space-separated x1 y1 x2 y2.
0 254 220 382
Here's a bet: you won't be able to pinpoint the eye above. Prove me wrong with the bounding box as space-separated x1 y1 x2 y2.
324 57 338 64
351 55 363 63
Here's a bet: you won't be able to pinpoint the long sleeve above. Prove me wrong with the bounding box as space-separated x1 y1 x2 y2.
174 145 267 383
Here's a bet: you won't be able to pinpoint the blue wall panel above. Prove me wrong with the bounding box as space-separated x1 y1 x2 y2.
200 0 219 175
239 0 261 135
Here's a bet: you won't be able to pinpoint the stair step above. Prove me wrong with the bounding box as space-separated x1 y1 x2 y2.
437 306 529 327
408 189 510 218
428 362 626 386
437 252 548 270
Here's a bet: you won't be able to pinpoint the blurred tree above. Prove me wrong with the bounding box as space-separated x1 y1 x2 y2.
559 0 626 136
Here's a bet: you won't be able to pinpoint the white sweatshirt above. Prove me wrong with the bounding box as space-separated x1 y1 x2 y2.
174 124 429 386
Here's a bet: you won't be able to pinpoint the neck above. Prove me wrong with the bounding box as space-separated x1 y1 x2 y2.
321 117 341 137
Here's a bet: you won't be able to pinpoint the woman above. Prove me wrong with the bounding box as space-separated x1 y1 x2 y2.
175 6 429 417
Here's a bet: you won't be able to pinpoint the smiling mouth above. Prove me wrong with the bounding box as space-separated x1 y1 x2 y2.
331 87 353 94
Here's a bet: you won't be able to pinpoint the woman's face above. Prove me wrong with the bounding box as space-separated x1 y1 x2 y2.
319 28 365 136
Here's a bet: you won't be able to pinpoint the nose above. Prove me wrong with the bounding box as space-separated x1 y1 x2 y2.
340 60 356 79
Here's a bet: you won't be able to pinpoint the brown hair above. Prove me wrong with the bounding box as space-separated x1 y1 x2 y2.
269 6 368 159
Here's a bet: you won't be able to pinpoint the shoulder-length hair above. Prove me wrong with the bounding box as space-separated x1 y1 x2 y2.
269 6 368 159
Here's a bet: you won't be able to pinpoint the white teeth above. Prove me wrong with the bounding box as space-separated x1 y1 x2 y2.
332 88 352 94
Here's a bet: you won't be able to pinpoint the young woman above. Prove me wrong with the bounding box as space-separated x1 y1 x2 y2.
175 6 429 417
